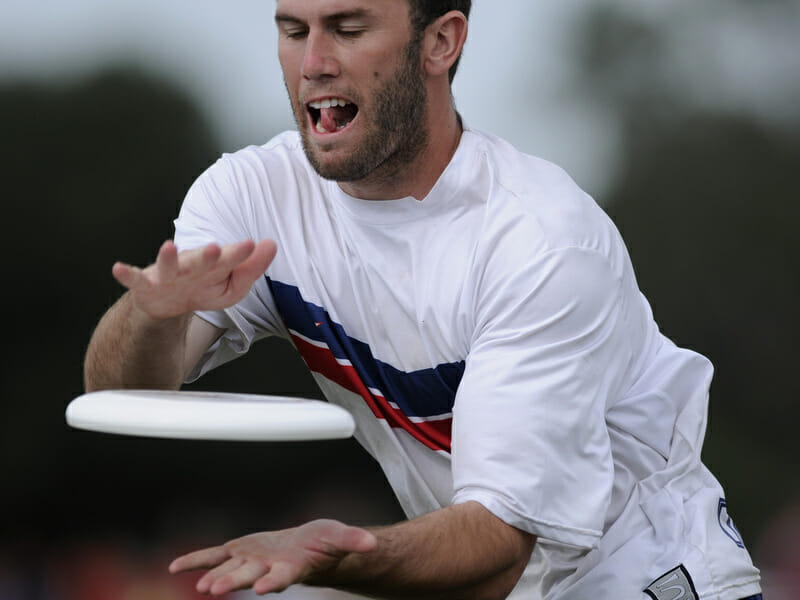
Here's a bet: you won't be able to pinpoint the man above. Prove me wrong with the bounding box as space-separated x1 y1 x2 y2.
83 0 763 598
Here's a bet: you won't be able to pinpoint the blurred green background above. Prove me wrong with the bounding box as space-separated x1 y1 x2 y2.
1 1 798 598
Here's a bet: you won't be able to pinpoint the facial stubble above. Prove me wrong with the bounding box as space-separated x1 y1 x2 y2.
290 35 429 185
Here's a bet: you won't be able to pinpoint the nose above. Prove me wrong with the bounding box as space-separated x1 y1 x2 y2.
302 29 340 80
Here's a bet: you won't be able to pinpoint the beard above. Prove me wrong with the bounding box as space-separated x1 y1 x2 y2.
292 35 429 185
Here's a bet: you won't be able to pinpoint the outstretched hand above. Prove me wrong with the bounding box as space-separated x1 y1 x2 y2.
169 519 377 596
112 239 277 320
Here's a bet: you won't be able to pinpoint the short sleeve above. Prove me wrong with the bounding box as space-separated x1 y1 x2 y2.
451 246 630 548
173 157 287 380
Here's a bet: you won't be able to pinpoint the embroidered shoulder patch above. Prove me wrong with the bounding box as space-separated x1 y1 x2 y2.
644 565 699 600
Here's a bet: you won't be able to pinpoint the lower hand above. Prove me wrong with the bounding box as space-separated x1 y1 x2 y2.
169 519 377 596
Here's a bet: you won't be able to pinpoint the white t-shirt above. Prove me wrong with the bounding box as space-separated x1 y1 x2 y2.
174 129 761 599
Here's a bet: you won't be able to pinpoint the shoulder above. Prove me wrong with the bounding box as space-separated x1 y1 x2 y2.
203 130 311 185
470 129 612 249
176 130 329 244
184 130 329 219
463 129 625 274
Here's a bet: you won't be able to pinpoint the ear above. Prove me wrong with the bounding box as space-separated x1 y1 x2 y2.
422 10 468 78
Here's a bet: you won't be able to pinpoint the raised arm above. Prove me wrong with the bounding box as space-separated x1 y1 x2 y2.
169 501 535 600
84 238 277 391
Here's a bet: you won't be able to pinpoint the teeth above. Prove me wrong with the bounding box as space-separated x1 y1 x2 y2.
314 121 349 134
309 98 351 109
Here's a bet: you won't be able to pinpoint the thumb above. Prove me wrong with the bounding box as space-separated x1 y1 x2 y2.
336 526 378 554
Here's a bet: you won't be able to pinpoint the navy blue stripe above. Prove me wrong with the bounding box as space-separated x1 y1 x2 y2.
267 278 464 419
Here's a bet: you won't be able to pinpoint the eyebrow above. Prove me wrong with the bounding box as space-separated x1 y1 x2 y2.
275 8 374 27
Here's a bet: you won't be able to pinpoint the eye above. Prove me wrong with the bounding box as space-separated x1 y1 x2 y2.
278 23 308 40
337 28 365 39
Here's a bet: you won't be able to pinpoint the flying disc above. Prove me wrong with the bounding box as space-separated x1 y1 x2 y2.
66 390 355 441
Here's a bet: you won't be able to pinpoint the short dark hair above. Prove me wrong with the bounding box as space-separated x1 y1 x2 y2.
407 0 472 83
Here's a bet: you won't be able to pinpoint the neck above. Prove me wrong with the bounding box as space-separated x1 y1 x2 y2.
338 105 463 201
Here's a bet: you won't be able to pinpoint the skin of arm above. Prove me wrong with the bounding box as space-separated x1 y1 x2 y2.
83 238 277 392
170 500 535 600
83 297 221 391
325 501 535 600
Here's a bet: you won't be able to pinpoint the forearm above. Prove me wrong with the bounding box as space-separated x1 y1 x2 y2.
316 502 534 600
84 292 192 391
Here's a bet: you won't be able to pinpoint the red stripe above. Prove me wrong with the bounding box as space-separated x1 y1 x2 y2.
292 334 452 453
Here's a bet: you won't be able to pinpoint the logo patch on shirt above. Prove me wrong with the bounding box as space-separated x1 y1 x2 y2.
718 497 745 548
644 565 698 600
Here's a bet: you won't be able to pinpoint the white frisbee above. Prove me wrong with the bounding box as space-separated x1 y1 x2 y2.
66 389 355 441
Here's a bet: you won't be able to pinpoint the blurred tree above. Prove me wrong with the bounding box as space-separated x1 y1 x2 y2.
607 111 800 542
0 68 401 549
572 3 800 541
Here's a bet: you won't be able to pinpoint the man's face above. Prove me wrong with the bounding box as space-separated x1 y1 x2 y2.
276 0 428 184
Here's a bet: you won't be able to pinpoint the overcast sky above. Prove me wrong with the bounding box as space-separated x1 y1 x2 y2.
1 0 798 197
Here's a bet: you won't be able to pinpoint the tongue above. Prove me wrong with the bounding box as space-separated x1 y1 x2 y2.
320 108 338 132
319 107 350 132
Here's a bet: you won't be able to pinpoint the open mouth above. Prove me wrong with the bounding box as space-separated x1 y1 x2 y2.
307 97 359 134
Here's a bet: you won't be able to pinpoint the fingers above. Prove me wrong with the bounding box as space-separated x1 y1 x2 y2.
227 239 278 298
220 238 255 266
168 521 373 597
253 560 305 595
110 238 276 318
170 241 222 278
248 528 374 595
241 239 278 276
111 241 181 292
113 240 242 289
169 545 230 574
178 240 259 282
111 261 140 289
193 558 299 597
155 239 180 281
169 544 275 597
196 556 245 593
207 559 275 596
